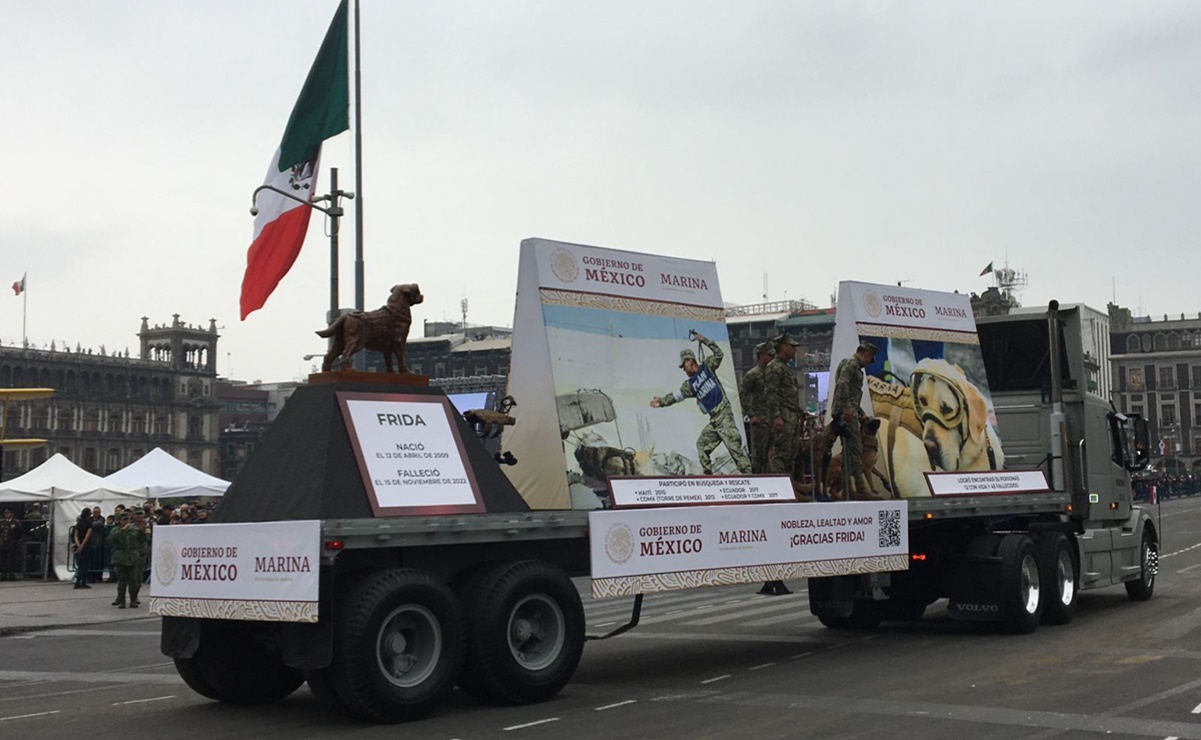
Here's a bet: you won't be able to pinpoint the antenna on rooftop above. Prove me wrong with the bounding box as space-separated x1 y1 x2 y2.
994 262 1028 304
460 297 469 335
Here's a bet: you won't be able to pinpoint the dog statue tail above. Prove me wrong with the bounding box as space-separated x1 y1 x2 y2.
316 315 345 339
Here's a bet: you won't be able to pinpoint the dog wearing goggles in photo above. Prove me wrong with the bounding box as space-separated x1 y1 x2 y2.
911 358 1003 472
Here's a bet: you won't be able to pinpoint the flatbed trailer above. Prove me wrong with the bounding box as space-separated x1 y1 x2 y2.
156 301 1157 723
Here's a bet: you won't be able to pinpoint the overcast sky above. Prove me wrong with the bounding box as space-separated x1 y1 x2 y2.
3 1 1198 382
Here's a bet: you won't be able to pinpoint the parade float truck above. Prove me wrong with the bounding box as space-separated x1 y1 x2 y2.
152 243 1152 724
811 282 1156 632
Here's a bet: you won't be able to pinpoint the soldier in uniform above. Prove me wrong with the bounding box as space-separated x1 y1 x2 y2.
832 341 884 501
739 341 775 474
763 334 803 479
108 512 150 608
650 332 751 474
760 335 803 596
0 508 22 581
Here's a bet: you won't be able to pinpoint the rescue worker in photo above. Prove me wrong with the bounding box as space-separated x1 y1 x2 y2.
650 332 751 474
739 340 775 475
108 511 149 609
832 341 884 501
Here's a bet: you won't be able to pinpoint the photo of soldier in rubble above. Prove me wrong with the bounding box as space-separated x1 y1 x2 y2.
649 332 751 475
541 301 749 507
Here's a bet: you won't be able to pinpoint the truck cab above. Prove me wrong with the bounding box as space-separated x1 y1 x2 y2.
977 302 1156 593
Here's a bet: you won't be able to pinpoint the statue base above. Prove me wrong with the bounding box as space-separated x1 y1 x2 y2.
308 370 430 387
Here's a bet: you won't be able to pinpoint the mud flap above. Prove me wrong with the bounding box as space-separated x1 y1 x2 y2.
946 536 1004 621
808 575 856 619
161 616 200 658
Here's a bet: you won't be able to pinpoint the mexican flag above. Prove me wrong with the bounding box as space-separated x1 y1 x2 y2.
239 0 350 320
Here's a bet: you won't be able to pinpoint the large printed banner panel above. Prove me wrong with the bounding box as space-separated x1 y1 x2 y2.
149 521 320 623
830 282 1009 499
589 501 908 598
505 238 749 510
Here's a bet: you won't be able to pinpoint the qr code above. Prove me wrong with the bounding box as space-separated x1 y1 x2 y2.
878 509 901 548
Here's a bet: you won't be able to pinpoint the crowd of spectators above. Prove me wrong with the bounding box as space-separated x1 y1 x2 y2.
55 499 216 586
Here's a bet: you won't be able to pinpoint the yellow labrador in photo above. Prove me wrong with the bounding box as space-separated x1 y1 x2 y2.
911 358 1004 472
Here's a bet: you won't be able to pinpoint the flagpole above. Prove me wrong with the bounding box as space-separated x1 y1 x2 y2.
353 0 365 313
21 275 26 347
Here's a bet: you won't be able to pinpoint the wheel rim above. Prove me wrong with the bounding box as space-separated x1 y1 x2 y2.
1020 553 1041 614
376 604 442 688
1055 549 1075 607
507 594 565 671
1144 542 1159 586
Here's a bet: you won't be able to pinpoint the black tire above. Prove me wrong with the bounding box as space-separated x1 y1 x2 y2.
887 597 927 622
452 564 499 700
847 599 885 629
303 567 372 716
815 601 881 629
303 667 347 715
815 613 848 628
1125 529 1158 601
999 534 1043 634
328 568 464 723
1037 533 1078 625
460 560 585 705
174 656 223 701
173 622 305 705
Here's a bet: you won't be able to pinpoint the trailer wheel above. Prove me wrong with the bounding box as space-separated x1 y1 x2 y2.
173 621 305 705
174 657 222 701
815 612 849 629
1037 533 1078 625
815 600 882 629
460 560 585 705
303 667 347 715
1125 529 1158 602
328 568 464 723
303 568 372 716
887 597 928 622
999 535 1042 634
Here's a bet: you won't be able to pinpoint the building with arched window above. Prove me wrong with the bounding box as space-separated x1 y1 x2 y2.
0 316 221 481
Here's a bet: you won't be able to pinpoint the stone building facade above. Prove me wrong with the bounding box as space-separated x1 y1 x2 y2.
0 315 221 481
1109 305 1201 475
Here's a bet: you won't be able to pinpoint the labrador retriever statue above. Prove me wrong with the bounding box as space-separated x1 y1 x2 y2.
316 283 423 373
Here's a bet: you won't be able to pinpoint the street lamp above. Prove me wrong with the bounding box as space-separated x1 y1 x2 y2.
250 168 355 325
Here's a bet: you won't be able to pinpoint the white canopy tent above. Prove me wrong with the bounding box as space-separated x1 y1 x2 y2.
0 453 143 580
98 447 230 499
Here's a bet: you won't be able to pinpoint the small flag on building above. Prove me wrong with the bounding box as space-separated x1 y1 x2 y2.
11 273 25 295
979 261 994 277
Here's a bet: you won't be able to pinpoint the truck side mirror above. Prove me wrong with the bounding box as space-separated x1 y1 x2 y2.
1129 414 1150 470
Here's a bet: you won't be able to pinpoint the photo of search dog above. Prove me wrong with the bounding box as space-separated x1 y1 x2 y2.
859 335 1006 498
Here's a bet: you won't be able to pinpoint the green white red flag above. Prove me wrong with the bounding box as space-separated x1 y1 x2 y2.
239 0 350 320
11 273 24 295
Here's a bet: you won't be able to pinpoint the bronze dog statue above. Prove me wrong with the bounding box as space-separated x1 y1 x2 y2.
316 283 423 373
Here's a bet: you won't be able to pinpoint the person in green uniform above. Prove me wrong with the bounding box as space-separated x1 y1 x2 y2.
831 341 883 501
763 334 802 477
109 512 150 609
739 341 775 474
